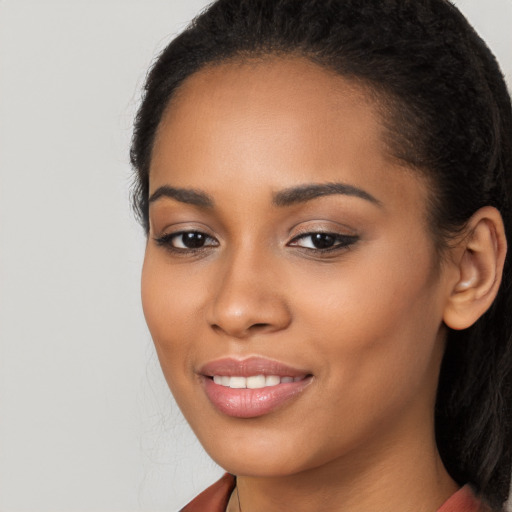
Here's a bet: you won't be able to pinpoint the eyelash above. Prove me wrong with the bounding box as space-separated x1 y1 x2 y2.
154 231 219 253
154 230 359 255
288 232 359 252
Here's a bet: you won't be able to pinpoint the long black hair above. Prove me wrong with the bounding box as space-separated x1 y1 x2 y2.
131 0 512 508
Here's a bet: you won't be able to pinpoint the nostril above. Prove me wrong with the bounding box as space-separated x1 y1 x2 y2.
211 324 223 334
252 323 270 329
210 321 273 338
248 323 275 334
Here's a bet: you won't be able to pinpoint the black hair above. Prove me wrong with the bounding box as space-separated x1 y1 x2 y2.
130 0 512 508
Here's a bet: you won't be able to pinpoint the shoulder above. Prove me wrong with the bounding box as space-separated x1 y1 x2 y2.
180 473 236 512
180 478 497 512
437 485 496 512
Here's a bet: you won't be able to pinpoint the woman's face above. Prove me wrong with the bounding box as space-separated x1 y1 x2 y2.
142 57 454 477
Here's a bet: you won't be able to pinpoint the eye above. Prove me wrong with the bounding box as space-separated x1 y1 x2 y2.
154 231 219 251
288 232 358 251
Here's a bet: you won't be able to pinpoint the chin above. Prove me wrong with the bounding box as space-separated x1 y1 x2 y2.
191 418 336 478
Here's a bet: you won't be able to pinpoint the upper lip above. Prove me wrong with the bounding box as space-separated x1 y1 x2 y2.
199 356 310 378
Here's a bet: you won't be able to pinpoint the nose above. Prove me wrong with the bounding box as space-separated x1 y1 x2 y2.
206 250 292 339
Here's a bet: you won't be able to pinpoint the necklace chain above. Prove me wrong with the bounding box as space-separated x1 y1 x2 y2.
236 483 242 512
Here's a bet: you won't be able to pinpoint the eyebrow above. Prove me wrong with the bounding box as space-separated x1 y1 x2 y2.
148 182 381 209
148 185 214 208
272 182 382 207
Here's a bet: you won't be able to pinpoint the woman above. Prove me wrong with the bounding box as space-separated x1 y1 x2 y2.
131 0 512 510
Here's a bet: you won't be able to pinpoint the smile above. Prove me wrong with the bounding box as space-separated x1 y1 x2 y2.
212 375 306 389
199 357 313 418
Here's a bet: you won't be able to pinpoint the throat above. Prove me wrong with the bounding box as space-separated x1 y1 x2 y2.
224 447 458 512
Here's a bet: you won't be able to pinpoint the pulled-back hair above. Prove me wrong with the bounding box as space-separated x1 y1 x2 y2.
131 0 512 507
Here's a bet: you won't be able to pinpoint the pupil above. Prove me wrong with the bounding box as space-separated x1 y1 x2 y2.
183 232 206 248
312 233 335 249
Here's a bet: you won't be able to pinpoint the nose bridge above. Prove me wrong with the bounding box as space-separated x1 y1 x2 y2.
207 241 291 338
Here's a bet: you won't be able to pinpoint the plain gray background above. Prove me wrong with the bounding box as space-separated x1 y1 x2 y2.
0 1 511 510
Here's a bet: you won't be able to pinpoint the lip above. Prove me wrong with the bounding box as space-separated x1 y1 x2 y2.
199 357 313 418
200 356 309 378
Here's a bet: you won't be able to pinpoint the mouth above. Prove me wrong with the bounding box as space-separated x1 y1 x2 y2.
211 374 306 389
199 357 313 418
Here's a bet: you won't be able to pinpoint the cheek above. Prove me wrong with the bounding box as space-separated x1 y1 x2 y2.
141 250 201 378
293 238 443 402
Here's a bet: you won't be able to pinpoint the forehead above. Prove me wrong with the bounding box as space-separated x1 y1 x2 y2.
158 57 382 141
166 56 378 122
150 56 426 214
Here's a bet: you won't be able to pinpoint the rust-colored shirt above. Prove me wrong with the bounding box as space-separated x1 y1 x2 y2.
180 473 490 512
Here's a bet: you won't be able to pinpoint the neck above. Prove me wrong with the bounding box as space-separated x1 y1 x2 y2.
227 413 458 512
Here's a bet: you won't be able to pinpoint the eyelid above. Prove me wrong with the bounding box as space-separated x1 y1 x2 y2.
152 219 218 239
288 218 357 236
286 221 360 254
288 231 358 249
155 230 219 247
152 224 220 255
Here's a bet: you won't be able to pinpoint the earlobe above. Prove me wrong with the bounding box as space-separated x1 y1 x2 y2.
443 206 507 331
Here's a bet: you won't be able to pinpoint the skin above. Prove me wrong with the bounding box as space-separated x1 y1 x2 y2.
142 57 463 512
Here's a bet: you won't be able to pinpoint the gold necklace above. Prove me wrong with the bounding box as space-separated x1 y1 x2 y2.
236 484 243 512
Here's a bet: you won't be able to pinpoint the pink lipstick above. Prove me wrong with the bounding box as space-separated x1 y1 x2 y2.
199 357 313 418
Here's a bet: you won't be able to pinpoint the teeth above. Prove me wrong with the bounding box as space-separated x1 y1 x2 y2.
212 375 304 389
229 376 246 389
247 375 266 389
265 375 280 387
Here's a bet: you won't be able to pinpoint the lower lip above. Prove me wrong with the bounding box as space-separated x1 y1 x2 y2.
202 376 312 418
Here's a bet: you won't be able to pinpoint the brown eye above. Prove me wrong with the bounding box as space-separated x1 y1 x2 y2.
289 232 359 251
155 231 219 251
174 232 209 249
309 233 336 249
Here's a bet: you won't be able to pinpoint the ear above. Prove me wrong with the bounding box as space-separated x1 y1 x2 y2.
443 206 507 330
